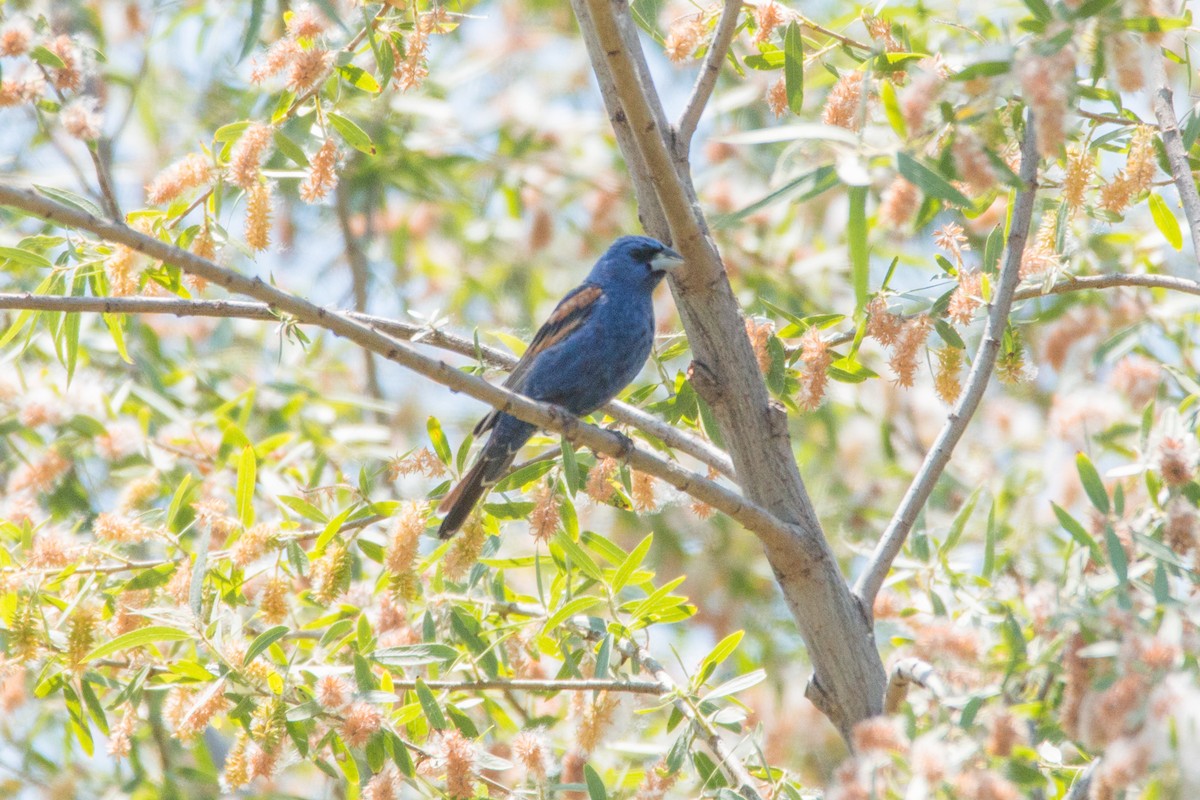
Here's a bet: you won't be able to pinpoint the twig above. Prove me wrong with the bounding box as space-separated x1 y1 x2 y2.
386 678 664 695
1150 56 1200 267
676 0 743 150
89 138 123 221
335 181 384 405
795 15 872 52
812 272 1200 351
854 116 1041 609
0 292 735 479
0 185 783 545
882 657 945 713
1077 108 1141 126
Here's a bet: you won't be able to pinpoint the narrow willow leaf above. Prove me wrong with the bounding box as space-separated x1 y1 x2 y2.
783 22 803 114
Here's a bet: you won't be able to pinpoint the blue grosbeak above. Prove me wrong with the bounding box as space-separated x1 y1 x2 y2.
437 235 684 538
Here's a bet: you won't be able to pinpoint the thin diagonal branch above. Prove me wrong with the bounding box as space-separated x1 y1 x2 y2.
675 0 743 150
0 184 780 542
1150 55 1200 267
854 117 1041 609
0 293 735 479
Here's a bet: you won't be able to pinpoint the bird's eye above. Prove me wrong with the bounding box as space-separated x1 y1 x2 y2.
630 246 657 263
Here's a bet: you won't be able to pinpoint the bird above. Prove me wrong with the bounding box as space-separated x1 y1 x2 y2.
437 235 684 538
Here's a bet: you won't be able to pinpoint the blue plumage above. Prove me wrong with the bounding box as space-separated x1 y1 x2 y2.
437 235 684 538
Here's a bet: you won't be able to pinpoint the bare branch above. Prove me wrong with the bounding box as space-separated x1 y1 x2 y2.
0 184 780 542
676 0 743 150
386 678 664 695
883 658 945 714
1150 56 1200 268
854 117 1041 609
0 292 734 479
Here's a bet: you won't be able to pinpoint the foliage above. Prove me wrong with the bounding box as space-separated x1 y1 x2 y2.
0 0 1199 798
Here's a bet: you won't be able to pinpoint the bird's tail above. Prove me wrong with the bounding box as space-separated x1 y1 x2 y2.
437 448 512 539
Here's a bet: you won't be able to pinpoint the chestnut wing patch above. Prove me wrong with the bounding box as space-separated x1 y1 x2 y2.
472 283 604 437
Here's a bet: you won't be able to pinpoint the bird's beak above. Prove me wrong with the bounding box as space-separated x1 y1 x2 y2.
651 247 685 272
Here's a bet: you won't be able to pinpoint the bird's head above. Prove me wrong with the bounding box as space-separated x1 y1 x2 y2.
590 235 685 289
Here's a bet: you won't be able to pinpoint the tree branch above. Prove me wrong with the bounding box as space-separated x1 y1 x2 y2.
385 678 664 695
0 292 734 479
0 184 778 542
854 117 1041 609
675 0 743 150
1150 55 1200 268
882 658 945 714
577 0 887 742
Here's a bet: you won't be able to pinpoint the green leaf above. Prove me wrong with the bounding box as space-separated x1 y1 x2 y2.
554 531 605 582
328 112 376 155
584 764 608 800
214 121 251 143
245 625 290 663
166 473 195 531
1104 524 1129 586
373 643 459 668
698 630 744 684
897 152 972 209
703 668 766 700
427 417 453 465
122 563 178 593
941 487 982 553
236 445 257 528
338 64 381 93
85 625 192 661
278 494 328 523
612 534 653 594
951 61 1012 81
1075 452 1110 514
782 22 803 114
1149 193 1183 250
239 0 266 62
712 165 837 227
544 595 604 632
848 185 869 314
314 504 356 555
415 678 448 730
880 79 906 137
561 441 580 495
273 130 310 167
29 45 66 69
0 246 53 268
34 185 104 218
983 502 997 580
1051 502 1104 563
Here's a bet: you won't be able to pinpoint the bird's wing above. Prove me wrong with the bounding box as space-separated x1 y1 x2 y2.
473 282 604 437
